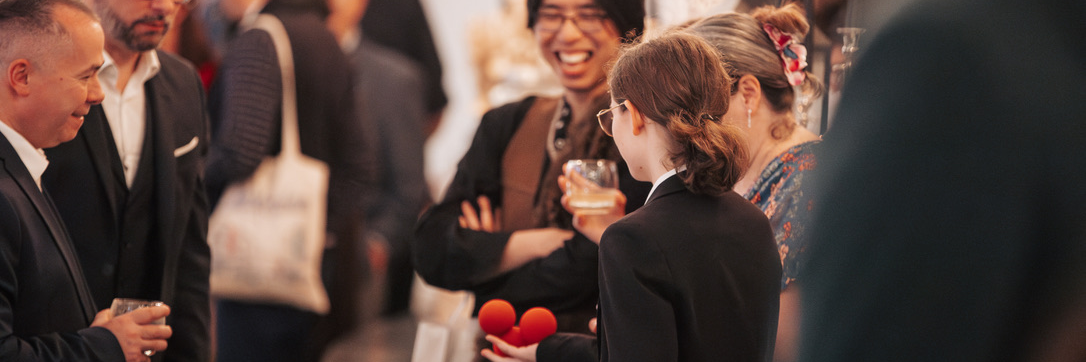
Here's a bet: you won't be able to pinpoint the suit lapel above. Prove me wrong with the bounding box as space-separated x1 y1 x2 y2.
145 61 178 261
40 189 99 321
147 56 193 303
79 105 124 218
0 136 98 321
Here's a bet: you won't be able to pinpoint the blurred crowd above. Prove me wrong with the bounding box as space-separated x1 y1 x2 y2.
0 0 1082 361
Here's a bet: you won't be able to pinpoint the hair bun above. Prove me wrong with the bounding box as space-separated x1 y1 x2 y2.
751 3 810 37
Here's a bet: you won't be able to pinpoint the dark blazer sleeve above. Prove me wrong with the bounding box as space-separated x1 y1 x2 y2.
476 151 647 320
597 221 679 362
537 332 598 362
0 179 123 361
469 233 600 317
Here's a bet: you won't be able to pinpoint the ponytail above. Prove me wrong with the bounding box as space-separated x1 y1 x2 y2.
667 115 749 196
610 32 749 195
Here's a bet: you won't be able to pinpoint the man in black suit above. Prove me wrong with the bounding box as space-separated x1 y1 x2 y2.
41 0 211 360
0 0 172 360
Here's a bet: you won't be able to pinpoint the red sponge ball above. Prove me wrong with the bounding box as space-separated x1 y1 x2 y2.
493 326 524 357
478 299 516 335
519 307 558 344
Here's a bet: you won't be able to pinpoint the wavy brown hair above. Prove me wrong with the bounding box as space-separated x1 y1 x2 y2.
608 32 748 196
687 3 823 141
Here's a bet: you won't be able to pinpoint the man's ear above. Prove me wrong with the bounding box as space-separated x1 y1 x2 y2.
625 100 647 136
7 59 32 97
735 74 762 113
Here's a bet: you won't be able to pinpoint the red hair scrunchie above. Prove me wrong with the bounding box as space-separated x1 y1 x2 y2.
763 23 808 86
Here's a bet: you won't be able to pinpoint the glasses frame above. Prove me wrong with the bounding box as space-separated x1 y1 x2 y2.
534 11 608 34
596 103 625 137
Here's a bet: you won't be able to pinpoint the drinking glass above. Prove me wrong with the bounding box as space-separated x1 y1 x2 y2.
564 159 619 215
111 298 166 356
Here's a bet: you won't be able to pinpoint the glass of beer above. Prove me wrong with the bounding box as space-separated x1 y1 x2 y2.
564 159 619 215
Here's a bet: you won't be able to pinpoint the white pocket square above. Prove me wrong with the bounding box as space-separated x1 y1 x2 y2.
174 136 199 157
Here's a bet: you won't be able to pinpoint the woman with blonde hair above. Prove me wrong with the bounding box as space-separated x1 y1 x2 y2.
686 4 823 361
484 31 781 362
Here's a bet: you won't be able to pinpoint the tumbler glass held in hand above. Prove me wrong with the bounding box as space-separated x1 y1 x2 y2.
564 159 619 215
111 298 167 356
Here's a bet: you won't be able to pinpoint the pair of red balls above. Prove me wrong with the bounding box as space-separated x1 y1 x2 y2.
478 299 558 357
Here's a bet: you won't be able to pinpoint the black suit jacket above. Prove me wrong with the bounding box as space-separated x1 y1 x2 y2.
540 175 780 362
0 133 123 361
599 175 779 362
42 51 211 362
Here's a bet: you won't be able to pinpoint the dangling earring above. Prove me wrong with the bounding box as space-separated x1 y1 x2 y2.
747 108 752 128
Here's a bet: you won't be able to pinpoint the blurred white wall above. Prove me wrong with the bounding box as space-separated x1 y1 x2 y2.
421 0 502 201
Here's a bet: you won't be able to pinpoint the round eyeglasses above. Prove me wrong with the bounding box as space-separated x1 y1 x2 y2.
596 103 625 137
535 10 609 34
147 0 192 5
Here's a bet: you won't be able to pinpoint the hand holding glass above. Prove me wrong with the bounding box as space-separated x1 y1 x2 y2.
111 298 167 357
564 159 619 214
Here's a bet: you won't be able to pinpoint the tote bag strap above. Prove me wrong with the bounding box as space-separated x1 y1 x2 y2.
247 14 301 157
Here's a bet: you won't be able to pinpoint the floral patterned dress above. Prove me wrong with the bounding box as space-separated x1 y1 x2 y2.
744 141 819 290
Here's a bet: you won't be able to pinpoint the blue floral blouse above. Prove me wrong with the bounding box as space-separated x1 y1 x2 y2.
743 141 819 290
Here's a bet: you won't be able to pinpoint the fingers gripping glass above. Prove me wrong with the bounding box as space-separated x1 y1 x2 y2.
535 10 609 34
597 103 625 137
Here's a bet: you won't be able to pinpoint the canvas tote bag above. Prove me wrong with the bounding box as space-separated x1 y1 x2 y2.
207 14 331 314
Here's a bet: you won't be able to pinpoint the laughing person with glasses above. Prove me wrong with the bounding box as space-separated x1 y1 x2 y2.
534 7 609 34
414 0 649 358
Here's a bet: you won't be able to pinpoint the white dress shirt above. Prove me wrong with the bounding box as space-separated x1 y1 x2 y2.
646 166 686 204
98 50 161 188
0 120 49 191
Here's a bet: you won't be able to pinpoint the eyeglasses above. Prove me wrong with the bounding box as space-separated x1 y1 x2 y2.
535 10 609 34
147 0 191 5
596 103 625 137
